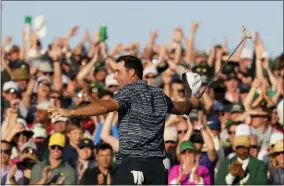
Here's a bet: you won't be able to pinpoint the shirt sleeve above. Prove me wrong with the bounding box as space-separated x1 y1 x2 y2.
165 94 173 114
113 86 133 112
225 173 236 185
64 166 77 184
29 164 41 183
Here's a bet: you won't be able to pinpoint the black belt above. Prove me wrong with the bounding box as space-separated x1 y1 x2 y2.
121 155 164 163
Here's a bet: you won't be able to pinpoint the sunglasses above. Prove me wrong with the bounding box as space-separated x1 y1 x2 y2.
108 85 118 88
50 145 63 151
165 141 176 144
274 152 284 156
4 89 18 94
145 75 157 79
43 72 53 76
50 96 61 100
1 149 11 155
79 145 92 149
178 129 188 134
39 82 51 87
22 148 36 154
228 131 235 135
250 145 259 149
251 114 268 118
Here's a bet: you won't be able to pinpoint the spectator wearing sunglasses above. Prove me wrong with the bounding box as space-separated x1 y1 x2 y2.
105 73 119 94
268 140 284 184
76 138 96 183
29 133 76 185
37 62 54 78
250 106 279 149
2 81 20 110
1 140 25 185
143 66 158 85
11 142 38 166
164 127 178 170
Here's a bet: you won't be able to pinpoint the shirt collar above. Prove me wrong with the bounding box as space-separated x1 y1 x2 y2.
237 156 250 170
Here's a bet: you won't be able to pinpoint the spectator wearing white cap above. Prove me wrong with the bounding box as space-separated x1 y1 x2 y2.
32 101 51 133
2 81 19 103
37 62 53 77
30 123 48 160
34 77 51 104
51 117 68 134
237 48 253 84
143 65 158 85
250 106 279 149
164 127 178 170
105 73 119 93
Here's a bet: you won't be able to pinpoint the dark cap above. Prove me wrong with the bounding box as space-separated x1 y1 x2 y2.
239 84 251 94
190 132 204 144
8 45 20 54
78 138 95 150
225 73 240 81
222 62 238 75
230 103 244 113
207 115 221 130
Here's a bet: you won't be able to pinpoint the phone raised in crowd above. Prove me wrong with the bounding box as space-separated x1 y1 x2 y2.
99 25 108 42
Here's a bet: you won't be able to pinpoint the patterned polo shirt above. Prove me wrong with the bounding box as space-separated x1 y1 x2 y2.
113 80 173 159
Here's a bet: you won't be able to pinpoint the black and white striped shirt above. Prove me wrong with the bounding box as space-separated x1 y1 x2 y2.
113 80 173 159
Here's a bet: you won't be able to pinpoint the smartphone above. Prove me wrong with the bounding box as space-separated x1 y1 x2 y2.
99 26 107 42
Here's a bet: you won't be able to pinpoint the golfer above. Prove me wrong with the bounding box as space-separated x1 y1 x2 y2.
49 55 202 185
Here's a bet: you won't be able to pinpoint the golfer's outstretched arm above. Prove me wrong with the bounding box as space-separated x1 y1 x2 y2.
70 100 119 116
170 97 201 115
49 99 120 119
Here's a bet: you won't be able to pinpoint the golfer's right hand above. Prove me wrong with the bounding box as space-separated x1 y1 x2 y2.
48 105 72 121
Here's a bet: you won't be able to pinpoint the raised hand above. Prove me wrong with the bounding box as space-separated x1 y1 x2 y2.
3 36 12 46
150 31 159 40
49 45 62 61
83 29 90 42
42 166 52 182
191 22 200 33
68 26 79 37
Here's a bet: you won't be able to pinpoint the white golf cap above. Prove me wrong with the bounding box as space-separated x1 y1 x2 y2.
105 73 118 88
38 62 53 73
37 76 51 84
270 132 284 146
3 81 19 92
51 117 68 124
143 66 158 77
241 48 252 59
235 123 251 136
20 142 37 152
277 99 283 125
184 70 202 97
36 101 50 111
17 118 28 129
261 51 270 59
164 127 178 142
32 123 47 138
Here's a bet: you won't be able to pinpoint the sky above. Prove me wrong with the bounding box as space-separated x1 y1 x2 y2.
2 1 283 58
